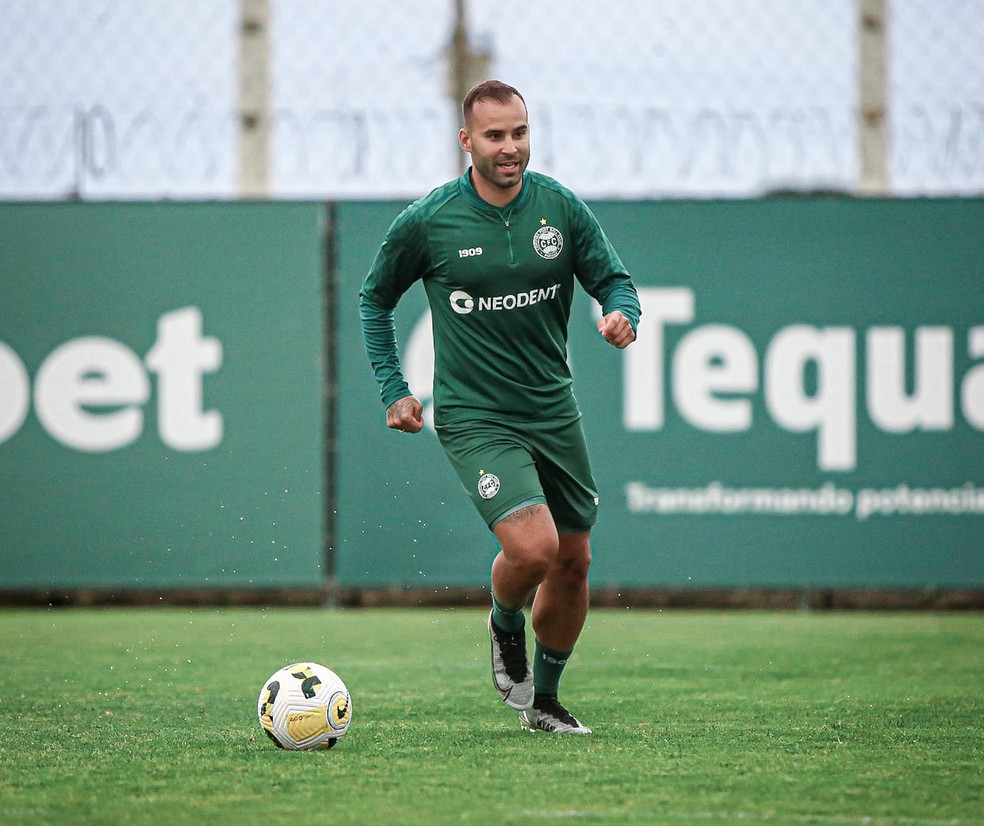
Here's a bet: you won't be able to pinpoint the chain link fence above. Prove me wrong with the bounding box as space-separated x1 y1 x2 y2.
890 0 984 195
0 0 239 199
1 0 981 199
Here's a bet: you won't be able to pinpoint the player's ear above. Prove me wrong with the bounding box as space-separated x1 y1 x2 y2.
458 127 471 153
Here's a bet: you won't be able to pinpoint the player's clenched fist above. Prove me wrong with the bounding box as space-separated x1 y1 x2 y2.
386 395 424 433
597 310 636 349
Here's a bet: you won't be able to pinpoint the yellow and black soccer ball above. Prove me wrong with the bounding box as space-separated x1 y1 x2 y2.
257 662 352 750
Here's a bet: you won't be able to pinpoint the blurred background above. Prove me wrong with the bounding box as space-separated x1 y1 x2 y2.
1 1 982 607
3 0 983 201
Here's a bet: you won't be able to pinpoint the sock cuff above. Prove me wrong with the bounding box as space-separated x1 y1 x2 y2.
491 594 525 633
491 594 523 616
534 640 574 665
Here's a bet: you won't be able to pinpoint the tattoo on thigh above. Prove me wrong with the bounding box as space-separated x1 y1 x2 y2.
499 504 546 524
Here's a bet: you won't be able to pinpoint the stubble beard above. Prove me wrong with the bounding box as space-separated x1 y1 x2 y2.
479 156 527 191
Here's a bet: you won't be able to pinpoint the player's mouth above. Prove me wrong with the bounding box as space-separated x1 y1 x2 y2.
498 160 520 173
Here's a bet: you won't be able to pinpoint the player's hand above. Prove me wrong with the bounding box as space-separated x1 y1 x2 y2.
386 395 424 433
597 310 636 349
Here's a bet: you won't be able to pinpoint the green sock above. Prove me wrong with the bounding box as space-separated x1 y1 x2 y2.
533 640 574 696
491 594 525 633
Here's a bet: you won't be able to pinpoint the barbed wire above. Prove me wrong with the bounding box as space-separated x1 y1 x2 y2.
893 104 984 192
7 101 982 199
0 105 235 198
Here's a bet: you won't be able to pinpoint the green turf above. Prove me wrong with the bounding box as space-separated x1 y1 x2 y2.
0 608 981 825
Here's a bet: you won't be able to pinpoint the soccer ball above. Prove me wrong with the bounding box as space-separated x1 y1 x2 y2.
257 662 352 750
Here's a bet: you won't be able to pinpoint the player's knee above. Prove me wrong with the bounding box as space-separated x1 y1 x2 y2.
514 535 560 582
550 535 592 585
500 531 559 582
553 547 591 585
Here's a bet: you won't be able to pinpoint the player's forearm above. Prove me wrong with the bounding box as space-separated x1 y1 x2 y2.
359 296 412 407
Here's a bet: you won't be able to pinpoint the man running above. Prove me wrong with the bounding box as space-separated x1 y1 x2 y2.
360 80 640 733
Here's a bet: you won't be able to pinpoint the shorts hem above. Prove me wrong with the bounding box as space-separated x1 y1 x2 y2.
555 521 595 535
488 496 548 530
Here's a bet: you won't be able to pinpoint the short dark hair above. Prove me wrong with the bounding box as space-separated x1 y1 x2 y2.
462 80 526 125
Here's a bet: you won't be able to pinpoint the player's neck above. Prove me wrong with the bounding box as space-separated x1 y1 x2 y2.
470 171 522 208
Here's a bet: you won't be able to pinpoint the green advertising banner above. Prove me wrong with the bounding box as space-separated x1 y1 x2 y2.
335 199 984 589
0 203 325 590
3 199 981 593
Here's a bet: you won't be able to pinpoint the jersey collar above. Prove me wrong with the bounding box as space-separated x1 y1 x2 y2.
458 167 532 217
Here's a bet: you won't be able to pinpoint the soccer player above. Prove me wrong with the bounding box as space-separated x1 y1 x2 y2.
360 80 640 734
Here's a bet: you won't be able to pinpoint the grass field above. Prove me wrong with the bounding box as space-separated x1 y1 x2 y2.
0 607 981 825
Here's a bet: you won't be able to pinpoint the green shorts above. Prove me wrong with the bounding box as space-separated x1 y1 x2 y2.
435 414 599 534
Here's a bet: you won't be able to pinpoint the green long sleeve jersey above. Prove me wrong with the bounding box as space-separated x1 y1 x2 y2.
360 169 641 424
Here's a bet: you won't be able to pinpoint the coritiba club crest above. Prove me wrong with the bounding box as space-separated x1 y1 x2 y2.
533 225 563 259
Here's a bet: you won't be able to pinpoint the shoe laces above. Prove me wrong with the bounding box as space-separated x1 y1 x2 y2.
534 695 578 727
491 625 529 682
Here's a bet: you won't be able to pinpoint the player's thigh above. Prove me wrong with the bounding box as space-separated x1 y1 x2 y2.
492 502 560 568
435 420 547 530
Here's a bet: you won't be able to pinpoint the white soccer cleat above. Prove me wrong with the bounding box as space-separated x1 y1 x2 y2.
487 611 534 710
519 696 592 734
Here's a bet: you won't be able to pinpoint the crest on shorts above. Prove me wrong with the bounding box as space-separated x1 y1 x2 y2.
532 225 563 259
477 472 500 500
